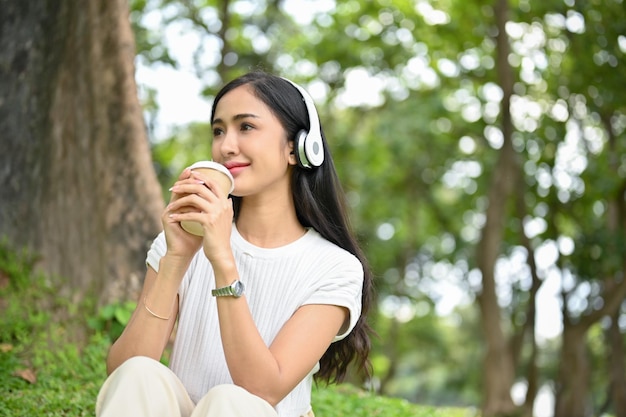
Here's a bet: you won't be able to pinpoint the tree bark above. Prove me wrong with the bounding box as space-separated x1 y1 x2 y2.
516 192 542 417
0 0 164 304
601 117 626 417
607 309 626 417
476 0 518 415
554 325 592 417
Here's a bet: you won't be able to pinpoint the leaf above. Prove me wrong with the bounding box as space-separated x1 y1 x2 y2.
114 305 132 325
14 368 37 384
0 343 13 353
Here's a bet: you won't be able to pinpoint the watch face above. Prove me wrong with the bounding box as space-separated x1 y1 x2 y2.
233 280 245 297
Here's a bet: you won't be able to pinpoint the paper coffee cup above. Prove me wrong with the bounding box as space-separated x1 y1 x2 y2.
179 161 234 236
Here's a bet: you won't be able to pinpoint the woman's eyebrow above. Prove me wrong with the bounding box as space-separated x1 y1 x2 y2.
212 113 260 125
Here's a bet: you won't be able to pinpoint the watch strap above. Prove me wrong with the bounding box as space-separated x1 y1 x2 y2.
212 280 244 297
212 286 234 297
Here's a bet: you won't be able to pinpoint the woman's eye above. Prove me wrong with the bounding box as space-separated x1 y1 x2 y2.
212 127 224 136
241 123 253 131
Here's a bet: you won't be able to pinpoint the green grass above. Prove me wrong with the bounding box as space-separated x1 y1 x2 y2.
0 333 109 416
312 384 476 417
0 241 474 416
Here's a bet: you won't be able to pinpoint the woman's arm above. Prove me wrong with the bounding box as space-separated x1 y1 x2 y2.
106 169 204 375
105 254 189 374
212 258 347 406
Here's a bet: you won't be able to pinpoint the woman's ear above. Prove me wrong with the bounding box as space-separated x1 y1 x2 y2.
288 141 298 165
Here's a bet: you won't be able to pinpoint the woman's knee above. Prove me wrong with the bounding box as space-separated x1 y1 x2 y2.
205 384 244 398
199 384 251 407
97 356 193 417
193 384 277 417
118 356 162 372
100 356 166 392
99 356 174 400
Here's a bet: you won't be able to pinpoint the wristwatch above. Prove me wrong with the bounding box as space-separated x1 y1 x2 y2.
212 280 245 298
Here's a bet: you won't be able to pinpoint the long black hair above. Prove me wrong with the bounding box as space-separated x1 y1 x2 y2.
211 71 374 384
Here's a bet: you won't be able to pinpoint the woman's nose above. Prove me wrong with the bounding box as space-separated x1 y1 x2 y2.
217 130 239 156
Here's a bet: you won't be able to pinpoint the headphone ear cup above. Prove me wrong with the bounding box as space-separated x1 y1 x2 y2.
295 129 324 169
303 129 324 168
294 130 310 168
282 77 325 169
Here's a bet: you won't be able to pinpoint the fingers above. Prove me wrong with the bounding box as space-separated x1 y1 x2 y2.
177 167 192 180
188 171 229 200
169 177 206 195
167 185 230 220
169 173 228 201
165 169 232 233
167 193 214 216
166 194 233 242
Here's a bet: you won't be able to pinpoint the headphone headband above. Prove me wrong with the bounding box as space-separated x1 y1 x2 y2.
282 78 325 168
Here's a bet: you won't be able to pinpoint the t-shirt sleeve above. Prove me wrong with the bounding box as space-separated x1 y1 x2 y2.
145 231 167 272
302 252 364 342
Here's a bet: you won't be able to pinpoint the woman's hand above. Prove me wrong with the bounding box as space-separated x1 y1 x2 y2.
166 169 234 265
162 168 204 257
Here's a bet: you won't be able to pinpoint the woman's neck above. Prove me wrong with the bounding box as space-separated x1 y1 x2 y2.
235 196 306 248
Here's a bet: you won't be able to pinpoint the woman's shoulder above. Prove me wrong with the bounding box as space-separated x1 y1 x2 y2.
302 229 363 269
305 228 346 251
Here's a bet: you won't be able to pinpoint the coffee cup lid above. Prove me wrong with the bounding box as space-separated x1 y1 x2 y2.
187 160 235 193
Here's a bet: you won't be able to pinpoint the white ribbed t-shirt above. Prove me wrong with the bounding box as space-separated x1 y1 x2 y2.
145 224 364 417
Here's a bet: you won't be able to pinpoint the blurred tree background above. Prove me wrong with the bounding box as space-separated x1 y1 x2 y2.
1 0 624 416
133 0 626 416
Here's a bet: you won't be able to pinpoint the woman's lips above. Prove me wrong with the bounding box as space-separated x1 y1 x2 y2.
224 162 249 176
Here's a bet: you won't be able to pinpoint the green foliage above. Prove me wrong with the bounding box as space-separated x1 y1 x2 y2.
129 0 177 68
0 240 83 345
0 333 109 416
0 237 39 291
151 121 214 200
0 242 108 416
312 384 478 417
369 304 483 406
87 300 136 342
128 0 626 413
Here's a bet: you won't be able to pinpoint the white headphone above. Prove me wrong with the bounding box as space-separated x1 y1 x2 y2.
282 78 325 169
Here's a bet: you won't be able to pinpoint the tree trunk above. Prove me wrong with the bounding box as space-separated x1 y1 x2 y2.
602 117 626 417
553 258 626 417
0 0 164 304
476 0 518 415
607 309 626 417
554 272 626 417
554 325 592 417
515 177 543 417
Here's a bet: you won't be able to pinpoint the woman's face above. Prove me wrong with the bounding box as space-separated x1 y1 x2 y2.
211 84 296 198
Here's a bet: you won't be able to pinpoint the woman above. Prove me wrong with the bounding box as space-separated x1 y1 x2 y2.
96 71 374 417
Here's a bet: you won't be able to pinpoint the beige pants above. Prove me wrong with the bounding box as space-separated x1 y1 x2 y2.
96 356 313 417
